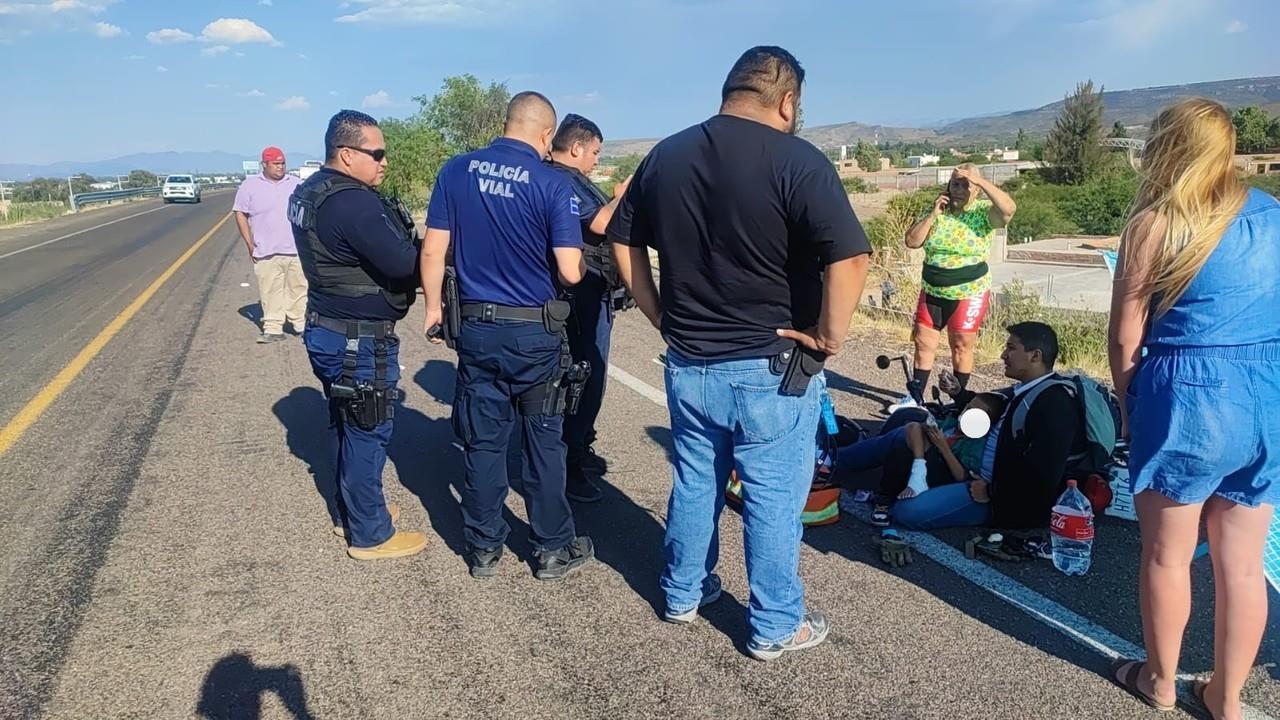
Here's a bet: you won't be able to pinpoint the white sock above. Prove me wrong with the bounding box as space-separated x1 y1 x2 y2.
906 458 930 496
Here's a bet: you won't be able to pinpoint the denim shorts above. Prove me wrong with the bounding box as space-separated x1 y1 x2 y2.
1127 344 1280 508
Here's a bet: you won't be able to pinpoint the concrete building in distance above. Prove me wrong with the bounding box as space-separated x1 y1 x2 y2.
906 154 940 167
1236 154 1280 174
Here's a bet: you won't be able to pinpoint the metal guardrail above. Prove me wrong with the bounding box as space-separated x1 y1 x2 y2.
70 186 160 212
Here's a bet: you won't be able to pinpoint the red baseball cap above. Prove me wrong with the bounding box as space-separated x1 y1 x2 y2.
261 146 285 163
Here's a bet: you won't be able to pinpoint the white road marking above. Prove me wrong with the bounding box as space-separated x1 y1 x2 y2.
0 205 170 261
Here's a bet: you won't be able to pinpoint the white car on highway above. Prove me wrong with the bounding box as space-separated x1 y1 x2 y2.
162 174 201 203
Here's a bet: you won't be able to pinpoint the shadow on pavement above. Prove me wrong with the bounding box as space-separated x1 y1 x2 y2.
404 361 535 566
196 651 315 720
272 388 341 527
825 369 899 414
237 303 262 328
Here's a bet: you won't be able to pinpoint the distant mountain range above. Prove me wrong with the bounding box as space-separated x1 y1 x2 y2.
8 76 1278 179
0 150 323 181
601 76 1280 156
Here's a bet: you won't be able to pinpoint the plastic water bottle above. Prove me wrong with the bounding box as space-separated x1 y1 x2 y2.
820 391 839 435
1050 479 1095 575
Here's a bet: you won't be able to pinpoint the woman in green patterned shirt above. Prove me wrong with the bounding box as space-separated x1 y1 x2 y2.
902 164 1017 398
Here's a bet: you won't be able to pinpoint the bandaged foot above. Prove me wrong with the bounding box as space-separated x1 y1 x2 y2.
899 458 930 499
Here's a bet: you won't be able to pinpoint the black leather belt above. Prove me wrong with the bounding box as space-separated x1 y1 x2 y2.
459 302 544 323
307 311 395 338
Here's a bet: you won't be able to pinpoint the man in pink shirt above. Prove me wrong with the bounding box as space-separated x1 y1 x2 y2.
234 146 305 342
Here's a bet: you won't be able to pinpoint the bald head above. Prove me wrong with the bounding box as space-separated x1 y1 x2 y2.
504 91 558 156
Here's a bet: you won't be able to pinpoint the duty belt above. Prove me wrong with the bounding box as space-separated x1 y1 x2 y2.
307 311 395 338
459 303 544 323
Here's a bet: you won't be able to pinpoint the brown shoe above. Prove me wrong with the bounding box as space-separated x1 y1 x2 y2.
346 530 428 561
333 503 400 538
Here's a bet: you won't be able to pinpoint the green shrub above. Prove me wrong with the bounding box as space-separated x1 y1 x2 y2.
1007 195 1078 243
1059 170 1138 235
842 176 879 194
1245 173 1280 198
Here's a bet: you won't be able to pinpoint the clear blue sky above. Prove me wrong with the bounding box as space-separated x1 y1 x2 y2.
3 0 1277 164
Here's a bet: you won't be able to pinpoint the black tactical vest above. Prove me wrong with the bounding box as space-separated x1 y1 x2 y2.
288 171 419 313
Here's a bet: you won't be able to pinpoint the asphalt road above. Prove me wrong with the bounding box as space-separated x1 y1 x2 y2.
0 197 1276 719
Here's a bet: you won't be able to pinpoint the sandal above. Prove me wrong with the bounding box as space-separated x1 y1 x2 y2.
1108 659 1176 713
1194 679 1222 720
870 503 891 528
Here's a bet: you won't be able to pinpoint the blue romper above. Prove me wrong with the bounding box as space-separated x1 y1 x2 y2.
1128 189 1280 507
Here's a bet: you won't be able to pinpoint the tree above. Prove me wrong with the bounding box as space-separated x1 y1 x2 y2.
414 74 511 156
1015 128 1029 152
379 117 450 212
853 141 881 172
1044 80 1106 185
598 153 643 196
1232 106 1277 153
123 169 158 189
1109 121 1128 139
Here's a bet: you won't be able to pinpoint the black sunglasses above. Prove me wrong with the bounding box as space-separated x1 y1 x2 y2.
340 146 387 162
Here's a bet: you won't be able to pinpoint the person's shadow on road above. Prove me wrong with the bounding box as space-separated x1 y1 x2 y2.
400 360 532 566
237 303 262 329
196 651 315 720
272 388 341 528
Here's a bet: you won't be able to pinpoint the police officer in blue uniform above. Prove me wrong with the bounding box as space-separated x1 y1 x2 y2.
421 92 595 581
545 114 633 503
289 109 428 561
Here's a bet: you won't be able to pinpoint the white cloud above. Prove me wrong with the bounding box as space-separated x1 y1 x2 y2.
1226 19 1247 33
335 0 510 24
275 95 310 111
146 28 194 44
51 0 104 11
93 21 122 37
205 82 227 89
124 54 144 60
328 90 339 96
155 65 168 73
259 0 273 4
234 51 245 57
200 18 280 45
362 90 392 108
0 0 114 39
297 53 308 60
566 90 601 105
238 89 266 97
201 44 230 57
1070 0 1209 50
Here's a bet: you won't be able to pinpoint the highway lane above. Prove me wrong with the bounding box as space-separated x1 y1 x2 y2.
0 202 1275 719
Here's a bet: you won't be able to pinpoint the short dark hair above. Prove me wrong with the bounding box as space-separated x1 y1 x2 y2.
551 114 603 154
1008 321 1059 369
324 109 379 162
721 46 805 107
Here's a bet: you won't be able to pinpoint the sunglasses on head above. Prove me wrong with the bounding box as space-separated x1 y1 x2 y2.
340 146 387 162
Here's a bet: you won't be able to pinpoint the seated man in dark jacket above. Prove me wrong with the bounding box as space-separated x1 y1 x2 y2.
893 321 1087 530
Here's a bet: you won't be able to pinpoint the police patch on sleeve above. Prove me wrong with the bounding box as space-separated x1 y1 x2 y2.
569 195 580 216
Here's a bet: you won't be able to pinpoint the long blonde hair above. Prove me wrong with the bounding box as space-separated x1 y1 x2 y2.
1125 98 1247 316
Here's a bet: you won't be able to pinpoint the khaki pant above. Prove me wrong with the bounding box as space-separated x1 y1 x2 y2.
253 254 308 334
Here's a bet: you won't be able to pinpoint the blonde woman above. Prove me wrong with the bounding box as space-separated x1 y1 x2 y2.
901 163 1016 403
1108 98 1280 719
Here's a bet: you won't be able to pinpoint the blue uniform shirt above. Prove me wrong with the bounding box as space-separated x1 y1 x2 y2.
427 138 582 307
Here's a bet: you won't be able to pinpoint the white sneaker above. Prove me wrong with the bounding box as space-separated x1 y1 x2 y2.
887 395 919 414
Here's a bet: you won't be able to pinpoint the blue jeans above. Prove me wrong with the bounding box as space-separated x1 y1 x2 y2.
563 269 613 464
661 348 823 645
453 319 576 553
893 482 991 530
303 325 399 548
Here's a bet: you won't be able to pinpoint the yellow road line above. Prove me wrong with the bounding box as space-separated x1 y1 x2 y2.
0 212 232 457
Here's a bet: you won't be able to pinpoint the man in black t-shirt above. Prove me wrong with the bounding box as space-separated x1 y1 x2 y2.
607 46 871 661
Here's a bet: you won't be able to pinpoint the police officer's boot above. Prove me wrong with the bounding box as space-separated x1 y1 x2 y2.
346 530 428 561
534 536 595 581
